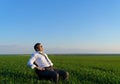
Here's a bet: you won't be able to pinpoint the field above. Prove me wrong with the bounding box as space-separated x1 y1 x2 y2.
0 54 120 84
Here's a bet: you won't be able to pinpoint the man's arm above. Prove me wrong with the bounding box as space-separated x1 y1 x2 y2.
27 54 37 69
33 61 45 70
27 54 45 70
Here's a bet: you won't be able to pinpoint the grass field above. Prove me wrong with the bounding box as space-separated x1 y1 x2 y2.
0 54 120 84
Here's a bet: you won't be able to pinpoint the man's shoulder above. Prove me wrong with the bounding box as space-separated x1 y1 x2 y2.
31 52 39 56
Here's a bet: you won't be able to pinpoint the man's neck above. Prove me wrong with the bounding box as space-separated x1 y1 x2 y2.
38 51 43 53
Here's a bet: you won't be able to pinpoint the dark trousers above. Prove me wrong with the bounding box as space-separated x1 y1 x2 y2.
35 67 69 83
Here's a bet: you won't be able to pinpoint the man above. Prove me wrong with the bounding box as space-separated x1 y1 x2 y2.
27 43 69 83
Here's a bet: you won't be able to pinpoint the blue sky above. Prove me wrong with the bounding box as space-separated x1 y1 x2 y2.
0 0 120 54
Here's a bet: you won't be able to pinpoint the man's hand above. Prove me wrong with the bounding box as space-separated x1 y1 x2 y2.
35 67 45 71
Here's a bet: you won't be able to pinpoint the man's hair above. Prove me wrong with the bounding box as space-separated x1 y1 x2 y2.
34 43 41 51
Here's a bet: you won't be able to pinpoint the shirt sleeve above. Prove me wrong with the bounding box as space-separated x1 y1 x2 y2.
27 53 37 69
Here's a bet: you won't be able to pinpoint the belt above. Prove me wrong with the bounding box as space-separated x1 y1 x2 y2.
44 66 54 71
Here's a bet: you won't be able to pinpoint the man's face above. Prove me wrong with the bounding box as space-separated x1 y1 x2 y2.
36 44 43 51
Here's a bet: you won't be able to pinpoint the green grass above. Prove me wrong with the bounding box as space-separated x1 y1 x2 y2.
0 54 120 84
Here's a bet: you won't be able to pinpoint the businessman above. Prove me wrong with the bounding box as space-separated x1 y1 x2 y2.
27 43 69 83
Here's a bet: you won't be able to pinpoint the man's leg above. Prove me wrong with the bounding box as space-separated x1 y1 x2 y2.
35 69 59 83
54 69 69 80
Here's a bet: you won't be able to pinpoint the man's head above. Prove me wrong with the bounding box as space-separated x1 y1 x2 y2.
34 43 43 51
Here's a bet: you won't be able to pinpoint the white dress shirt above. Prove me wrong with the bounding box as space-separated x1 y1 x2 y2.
27 51 53 69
